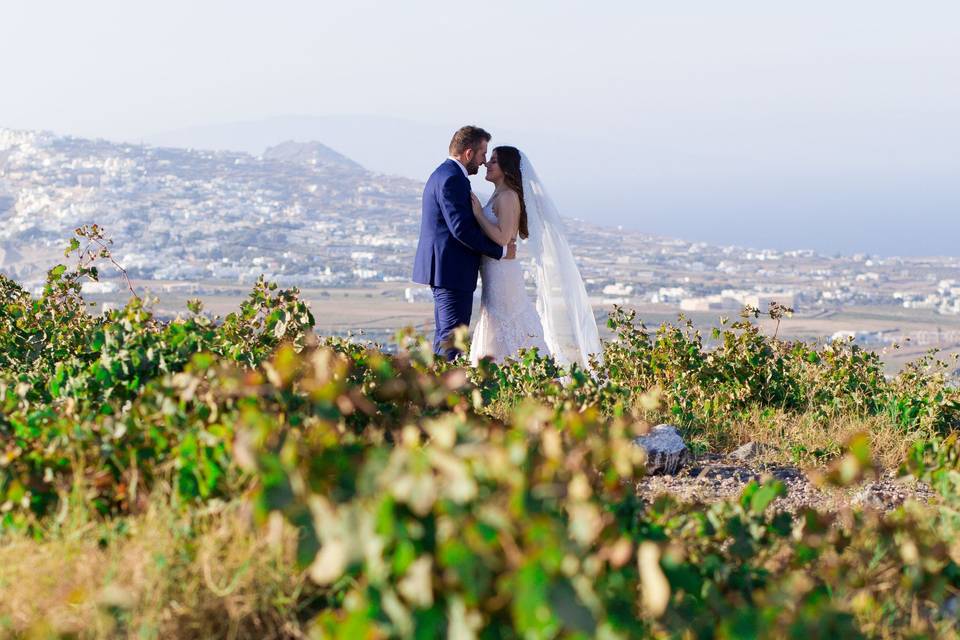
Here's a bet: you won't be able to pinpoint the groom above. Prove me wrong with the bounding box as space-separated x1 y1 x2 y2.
412 125 516 360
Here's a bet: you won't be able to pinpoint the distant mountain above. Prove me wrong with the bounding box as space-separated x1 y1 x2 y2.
144 115 593 216
144 113 960 258
5 127 960 326
146 115 450 181
263 140 364 172
0 126 647 298
0 127 423 287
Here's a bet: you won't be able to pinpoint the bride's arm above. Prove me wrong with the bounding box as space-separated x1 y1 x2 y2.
471 192 519 246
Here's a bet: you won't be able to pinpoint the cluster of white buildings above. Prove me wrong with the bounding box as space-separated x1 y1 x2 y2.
0 128 421 291
679 291 796 313
896 280 960 315
559 221 960 318
4 127 960 328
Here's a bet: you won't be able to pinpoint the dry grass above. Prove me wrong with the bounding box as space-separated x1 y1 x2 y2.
487 390 926 471
0 491 312 639
706 408 924 470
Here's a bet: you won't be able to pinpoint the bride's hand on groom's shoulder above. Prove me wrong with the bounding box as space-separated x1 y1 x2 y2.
470 192 483 217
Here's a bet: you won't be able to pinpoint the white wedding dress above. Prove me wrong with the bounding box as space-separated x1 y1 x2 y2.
468 201 549 365
467 152 602 370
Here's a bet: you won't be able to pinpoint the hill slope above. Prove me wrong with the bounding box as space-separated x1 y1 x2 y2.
0 128 422 286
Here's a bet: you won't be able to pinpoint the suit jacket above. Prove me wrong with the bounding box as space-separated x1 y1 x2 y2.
412 159 503 291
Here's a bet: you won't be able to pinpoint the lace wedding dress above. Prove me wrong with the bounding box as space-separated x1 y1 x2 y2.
469 152 601 370
468 201 549 365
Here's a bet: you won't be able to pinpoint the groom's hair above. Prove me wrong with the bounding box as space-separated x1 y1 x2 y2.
449 126 491 155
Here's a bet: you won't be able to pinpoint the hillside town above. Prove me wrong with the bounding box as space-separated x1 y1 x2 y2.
0 128 422 291
3 127 960 324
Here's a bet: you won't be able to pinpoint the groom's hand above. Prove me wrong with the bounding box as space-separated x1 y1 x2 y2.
505 241 517 260
470 192 483 217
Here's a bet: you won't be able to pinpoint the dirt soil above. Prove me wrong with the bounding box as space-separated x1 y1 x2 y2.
635 452 935 513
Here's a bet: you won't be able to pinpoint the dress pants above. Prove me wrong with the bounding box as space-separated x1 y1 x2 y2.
432 286 474 361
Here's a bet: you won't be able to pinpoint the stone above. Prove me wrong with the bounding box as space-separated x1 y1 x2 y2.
769 466 802 481
729 441 775 462
940 596 960 621
852 483 906 510
633 424 692 475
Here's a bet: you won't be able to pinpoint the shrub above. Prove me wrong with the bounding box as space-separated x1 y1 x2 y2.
3 229 960 637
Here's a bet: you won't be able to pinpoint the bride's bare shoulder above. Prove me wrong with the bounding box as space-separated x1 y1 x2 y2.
493 190 521 211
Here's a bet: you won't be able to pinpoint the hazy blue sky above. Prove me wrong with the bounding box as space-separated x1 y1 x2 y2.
2 1 958 255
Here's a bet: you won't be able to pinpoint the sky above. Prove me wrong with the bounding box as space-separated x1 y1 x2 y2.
2 1 959 255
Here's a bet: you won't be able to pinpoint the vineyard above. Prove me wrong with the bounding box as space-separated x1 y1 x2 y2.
3 230 960 639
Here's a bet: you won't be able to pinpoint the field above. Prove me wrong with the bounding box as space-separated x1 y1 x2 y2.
4 235 960 638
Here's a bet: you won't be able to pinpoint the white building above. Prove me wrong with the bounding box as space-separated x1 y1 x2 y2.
81 281 118 294
404 286 433 304
680 295 741 312
602 282 633 296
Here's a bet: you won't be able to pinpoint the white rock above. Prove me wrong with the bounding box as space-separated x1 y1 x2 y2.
633 424 691 475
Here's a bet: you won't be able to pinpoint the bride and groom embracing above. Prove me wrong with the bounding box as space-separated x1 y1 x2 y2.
412 125 601 369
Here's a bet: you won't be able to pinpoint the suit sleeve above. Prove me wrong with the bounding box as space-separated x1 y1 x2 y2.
438 174 504 260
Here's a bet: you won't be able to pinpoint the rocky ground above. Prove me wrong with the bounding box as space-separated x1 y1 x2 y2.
633 430 935 513
635 450 935 513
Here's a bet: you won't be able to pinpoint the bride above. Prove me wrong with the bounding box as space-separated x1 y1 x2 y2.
467 146 601 369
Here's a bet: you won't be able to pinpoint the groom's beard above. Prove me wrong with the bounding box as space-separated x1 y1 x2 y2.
465 160 481 175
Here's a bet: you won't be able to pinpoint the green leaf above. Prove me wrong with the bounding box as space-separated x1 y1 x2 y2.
748 481 784 514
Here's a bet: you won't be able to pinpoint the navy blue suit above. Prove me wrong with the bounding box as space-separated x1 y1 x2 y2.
412 159 503 359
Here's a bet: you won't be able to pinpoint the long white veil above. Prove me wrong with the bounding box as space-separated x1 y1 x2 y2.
520 152 602 369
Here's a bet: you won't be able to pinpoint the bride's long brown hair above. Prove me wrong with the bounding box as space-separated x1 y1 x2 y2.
494 146 528 239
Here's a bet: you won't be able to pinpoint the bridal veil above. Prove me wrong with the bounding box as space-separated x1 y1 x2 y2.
520 153 602 369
